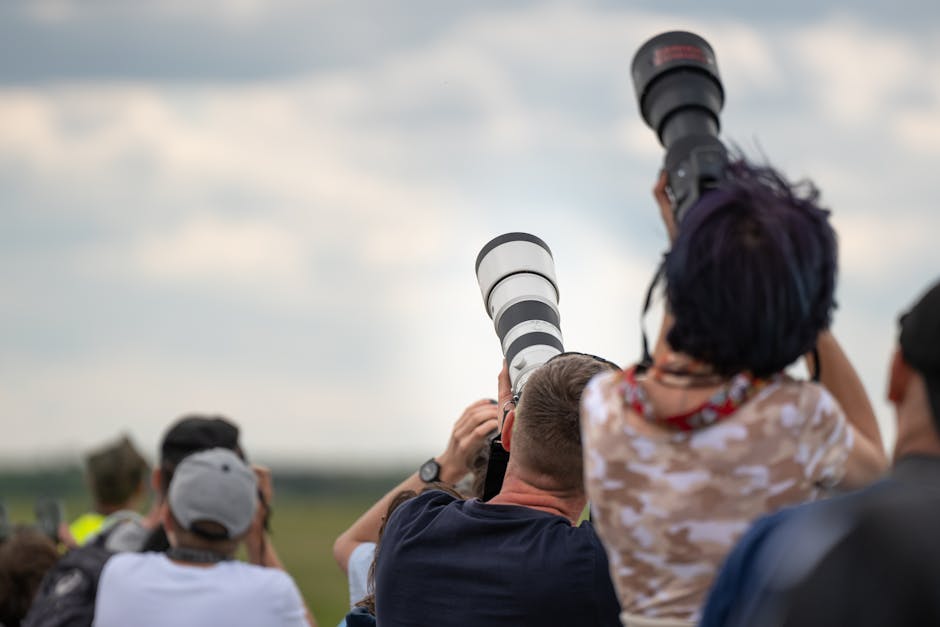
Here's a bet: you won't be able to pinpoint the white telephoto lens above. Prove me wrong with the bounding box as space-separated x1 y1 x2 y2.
476 233 564 394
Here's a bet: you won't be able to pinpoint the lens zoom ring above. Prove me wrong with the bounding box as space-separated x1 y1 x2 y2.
495 300 561 343
505 332 565 370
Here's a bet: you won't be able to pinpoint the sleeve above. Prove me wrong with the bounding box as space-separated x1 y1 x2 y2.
275 572 309 627
347 542 376 608
800 386 854 489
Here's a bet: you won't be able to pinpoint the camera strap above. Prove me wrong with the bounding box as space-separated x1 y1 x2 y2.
481 437 510 502
638 258 666 373
810 346 821 383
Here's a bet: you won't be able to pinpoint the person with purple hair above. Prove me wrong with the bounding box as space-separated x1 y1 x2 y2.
579 159 888 627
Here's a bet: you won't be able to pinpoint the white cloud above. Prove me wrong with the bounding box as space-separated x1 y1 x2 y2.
792 15 919 127
894 108 940 154
132 215 309 286
833 212 937 282
25 0 75 24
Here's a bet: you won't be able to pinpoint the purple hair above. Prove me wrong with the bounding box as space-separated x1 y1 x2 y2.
664 158 838 377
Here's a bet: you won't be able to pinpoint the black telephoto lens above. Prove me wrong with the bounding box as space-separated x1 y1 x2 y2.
632 31 729 222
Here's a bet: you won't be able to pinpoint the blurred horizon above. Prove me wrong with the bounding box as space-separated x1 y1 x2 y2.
2 0 939 468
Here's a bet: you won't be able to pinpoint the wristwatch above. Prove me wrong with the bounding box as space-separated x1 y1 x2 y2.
419 458 442 483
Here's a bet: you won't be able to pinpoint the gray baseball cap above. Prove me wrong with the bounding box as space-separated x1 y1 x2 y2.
168 448 258 540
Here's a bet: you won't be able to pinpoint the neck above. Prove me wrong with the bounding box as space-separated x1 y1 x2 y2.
489 466 586 525
95 503 125 516
166 544 231 567
893 385 940 460
894 422 940 460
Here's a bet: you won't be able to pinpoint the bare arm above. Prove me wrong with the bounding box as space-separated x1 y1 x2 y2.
245 466 318 627
331 399 499 574
807 331 888 488
649 171 678 365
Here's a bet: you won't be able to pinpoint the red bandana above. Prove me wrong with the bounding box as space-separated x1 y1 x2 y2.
620 366 772 431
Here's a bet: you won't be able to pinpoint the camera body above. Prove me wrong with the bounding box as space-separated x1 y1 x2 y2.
632 31 729 222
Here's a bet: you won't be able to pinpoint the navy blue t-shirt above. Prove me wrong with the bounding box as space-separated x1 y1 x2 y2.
374 490 621 627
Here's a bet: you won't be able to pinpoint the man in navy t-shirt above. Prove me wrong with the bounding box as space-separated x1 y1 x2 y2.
374 354 622 626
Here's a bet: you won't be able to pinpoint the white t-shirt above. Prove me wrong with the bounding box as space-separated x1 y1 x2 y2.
347 542 376 608
93 552 308 627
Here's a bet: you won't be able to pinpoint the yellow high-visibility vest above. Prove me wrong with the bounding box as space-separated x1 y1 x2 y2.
69 512 106 545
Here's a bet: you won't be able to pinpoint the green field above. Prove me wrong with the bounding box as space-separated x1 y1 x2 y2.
1 467 405 627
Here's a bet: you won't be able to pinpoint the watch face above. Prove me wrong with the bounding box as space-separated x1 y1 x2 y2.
419 459 440 482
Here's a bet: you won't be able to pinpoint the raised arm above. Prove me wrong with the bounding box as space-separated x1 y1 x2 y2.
332 399 499 573
807 331 888 488
245 465 318 627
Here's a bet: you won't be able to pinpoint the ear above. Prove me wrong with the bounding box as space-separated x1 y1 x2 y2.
500 409 515 452
160 503 174 531
888 349 911 405
161 505 179 547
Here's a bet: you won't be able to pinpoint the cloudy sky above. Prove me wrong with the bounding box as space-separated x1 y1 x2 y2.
1 0 938 469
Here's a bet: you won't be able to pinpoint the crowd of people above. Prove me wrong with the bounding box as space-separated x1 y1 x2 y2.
1 156 938 627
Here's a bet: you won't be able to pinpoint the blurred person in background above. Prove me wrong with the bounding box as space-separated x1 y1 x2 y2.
0 527 59 627
332 398 499 611
68 436 149 546
374 355 622 627
25 414 295 627
93 448 314 627
701 278 940 627
580 160 888 626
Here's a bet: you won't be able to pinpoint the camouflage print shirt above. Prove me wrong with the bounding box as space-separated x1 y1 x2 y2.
580 370 853 623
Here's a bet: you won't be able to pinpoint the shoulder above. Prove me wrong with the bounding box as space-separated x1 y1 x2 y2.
582 370 623 413
349 541 376 569
200 561 304 605
574 519 610 552
752 379 843 423
738 379 847 445
228 564 307 618
581 369 628 435
101 517 151 552
100 551 159 580
384 489 459 531
245 563 302 593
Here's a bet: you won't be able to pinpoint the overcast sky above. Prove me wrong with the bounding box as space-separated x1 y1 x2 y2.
1 0 938 469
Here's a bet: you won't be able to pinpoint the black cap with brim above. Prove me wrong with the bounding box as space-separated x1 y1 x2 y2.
160 415 243 467
899 279 940 428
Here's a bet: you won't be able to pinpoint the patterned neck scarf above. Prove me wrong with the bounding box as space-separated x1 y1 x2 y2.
621 365 775 431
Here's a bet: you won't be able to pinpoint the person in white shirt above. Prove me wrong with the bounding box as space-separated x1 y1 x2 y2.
93 448 315 627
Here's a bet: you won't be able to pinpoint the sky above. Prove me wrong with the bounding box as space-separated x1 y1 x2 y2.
1 0 938 469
